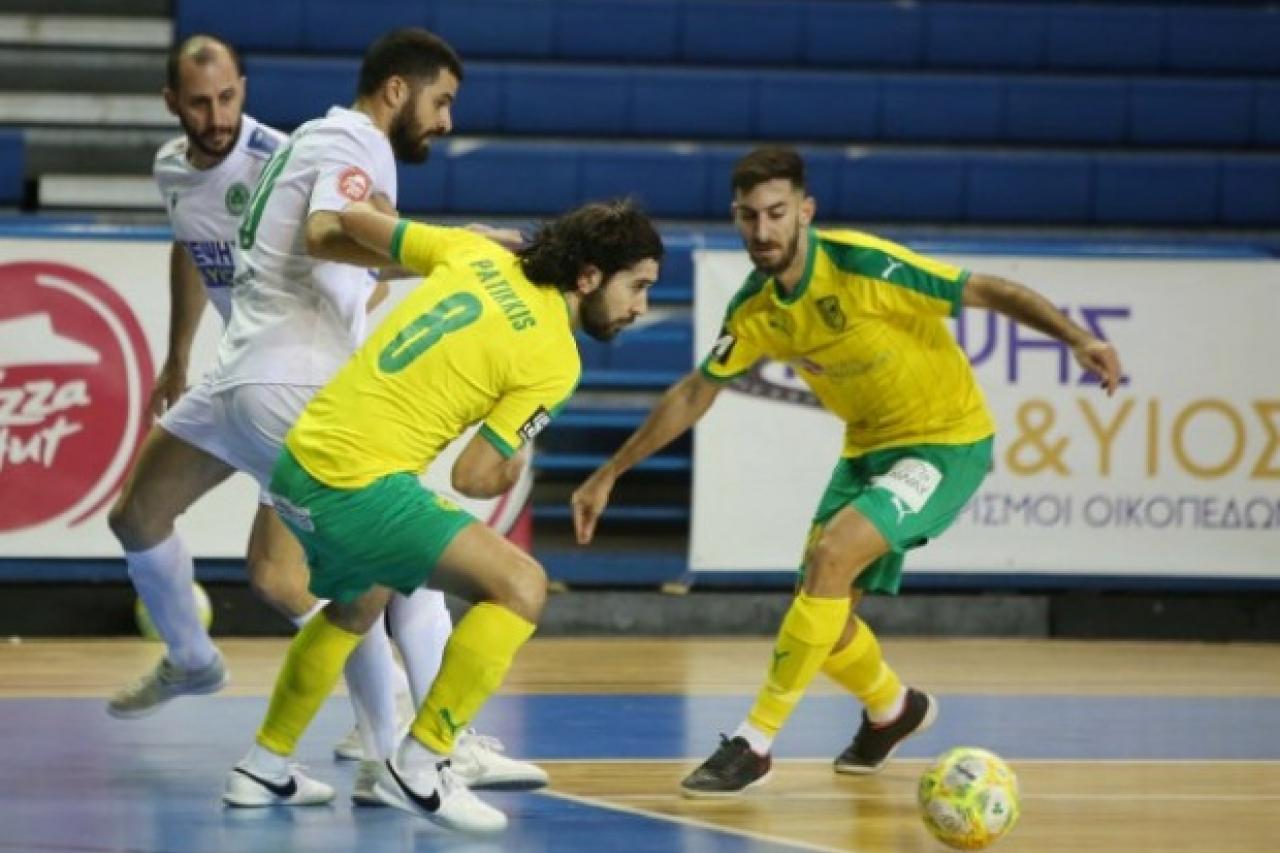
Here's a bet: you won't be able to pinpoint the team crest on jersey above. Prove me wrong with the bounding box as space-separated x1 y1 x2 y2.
224 182 249 216
338 166 372 202
816 296 846 332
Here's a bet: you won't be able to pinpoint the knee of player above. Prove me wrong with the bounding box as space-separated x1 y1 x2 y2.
501 553 548 622
107 492 156 547
804 535 866 588
246 555 306 612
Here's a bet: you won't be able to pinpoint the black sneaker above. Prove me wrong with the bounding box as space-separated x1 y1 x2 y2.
680 735 773 799
834 688 938 775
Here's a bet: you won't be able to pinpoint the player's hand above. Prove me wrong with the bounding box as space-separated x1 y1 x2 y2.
571 470 616 545
465 223 525 251
1072 339 1122 396
148 360 187 417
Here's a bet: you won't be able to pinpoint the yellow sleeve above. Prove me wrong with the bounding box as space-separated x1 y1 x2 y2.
825 231 969 319
698 316 766 383
391 221 494 276
480 363 580 458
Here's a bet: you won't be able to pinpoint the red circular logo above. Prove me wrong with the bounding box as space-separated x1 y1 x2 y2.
338 166 371 202
0 262 153 531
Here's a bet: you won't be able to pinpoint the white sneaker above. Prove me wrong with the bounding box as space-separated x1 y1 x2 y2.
374 758 507 834
223 763 335 807
107 652 228 719
451 729 548 791
352 759 386 807
333 685 417 761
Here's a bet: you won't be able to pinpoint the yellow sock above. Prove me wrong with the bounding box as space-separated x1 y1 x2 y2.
411 602 535 754
257 613 361 755
821 616 904 719
746 591 850 738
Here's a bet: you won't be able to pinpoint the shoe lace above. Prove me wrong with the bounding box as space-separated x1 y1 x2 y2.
703 734 744 772
458 727 506 755
435 758 466 796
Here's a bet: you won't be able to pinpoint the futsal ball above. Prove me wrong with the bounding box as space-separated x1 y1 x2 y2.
918 747 1020 850
135 583 213 639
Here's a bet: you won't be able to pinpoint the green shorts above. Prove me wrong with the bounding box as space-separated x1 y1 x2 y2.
800 437 993 595
269 448 475 603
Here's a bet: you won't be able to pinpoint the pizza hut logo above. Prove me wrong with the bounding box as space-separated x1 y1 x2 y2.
338 166 371 202
0 262 153 531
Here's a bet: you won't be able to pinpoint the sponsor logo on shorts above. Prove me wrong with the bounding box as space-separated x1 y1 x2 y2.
337 166 372 202
870 458 943 523
0 262 153 532
271 494 315 532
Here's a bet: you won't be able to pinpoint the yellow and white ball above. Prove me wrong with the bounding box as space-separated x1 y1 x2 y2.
918 747 1020 850
135 582 212 639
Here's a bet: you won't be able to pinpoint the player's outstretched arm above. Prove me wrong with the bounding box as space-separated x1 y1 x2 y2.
571 370 722 544
306 195 401 268
150 242 207 417
963 272 1123 395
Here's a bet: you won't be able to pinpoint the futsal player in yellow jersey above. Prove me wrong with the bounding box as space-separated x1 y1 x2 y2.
226 199 662 832
573 146 1123 797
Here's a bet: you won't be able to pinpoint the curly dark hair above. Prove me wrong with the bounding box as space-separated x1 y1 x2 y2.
517 199 664 292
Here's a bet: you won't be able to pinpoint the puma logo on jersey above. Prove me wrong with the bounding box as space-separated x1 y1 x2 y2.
881 258 904 279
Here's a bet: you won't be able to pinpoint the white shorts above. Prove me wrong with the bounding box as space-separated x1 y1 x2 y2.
209 383 319 491
158 379 275 505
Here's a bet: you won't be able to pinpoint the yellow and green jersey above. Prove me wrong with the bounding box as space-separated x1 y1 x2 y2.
700 228 994 457
287 222 581 489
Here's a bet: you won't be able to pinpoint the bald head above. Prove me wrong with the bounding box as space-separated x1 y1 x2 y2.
163 34 245 166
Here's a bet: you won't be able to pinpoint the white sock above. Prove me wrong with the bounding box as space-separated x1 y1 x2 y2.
124 533 217 670
867 687 908 724
398 732 446 771
342 614 398 761
733 721 773 756
240 742 289 780
387 588 451 706
289 599 326 628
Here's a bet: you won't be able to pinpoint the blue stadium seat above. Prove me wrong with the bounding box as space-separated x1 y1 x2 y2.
1220 157 1280 226
1129 80 1254 147
1005 78 1126 145
243 57 358 129
1164 8 1280 74
0 131 23 205
924 3 1047 70
580 147 709 218
803 1 924 67
302 0 431 53
965 153 1091 224
176 0 302 50
609 319 694 373
1047 7 1163 72
503 66 629 135
398 155 449 213
629 70 753 138
450 65 504 134
881 77 1003 143
552 0 680 62
1255 83 1280 146
837 152 966 222
433 0 555 60
681 0 804 65
445 143 578 214
754 72 878 141
1093 155 1219 226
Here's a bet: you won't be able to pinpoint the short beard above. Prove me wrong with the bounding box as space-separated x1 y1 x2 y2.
182 115 240 161
580 288 620 342
389 104 431 164
750 223 801 275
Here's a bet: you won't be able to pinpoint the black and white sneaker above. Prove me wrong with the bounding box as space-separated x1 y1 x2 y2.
680 735 773 799
834 688 938 775
222 763 335 807
374 758 507 833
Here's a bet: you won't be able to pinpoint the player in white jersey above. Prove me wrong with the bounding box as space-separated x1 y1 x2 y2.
105 35 422 806
204 29 545 808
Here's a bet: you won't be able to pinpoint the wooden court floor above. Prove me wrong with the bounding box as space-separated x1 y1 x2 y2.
3 637 1279 852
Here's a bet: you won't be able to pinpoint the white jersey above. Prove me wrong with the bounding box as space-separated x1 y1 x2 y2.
209 106 397 390
153 114 286 323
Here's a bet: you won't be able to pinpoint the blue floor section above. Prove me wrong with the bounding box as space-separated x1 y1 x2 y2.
3 693 1278 852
